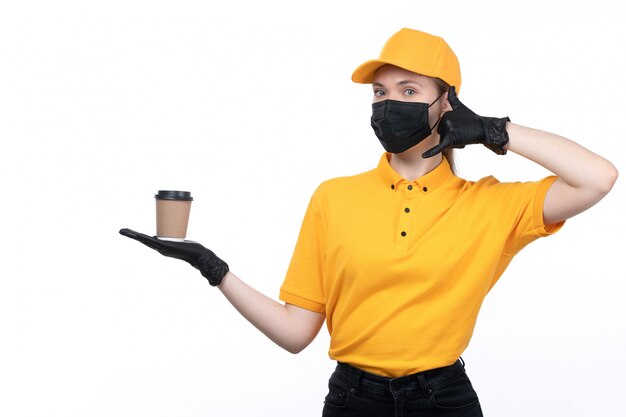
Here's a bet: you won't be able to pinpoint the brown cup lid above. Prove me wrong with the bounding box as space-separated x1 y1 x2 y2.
155 190 193 201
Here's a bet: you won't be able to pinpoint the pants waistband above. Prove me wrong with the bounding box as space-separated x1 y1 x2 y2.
333 357 467 396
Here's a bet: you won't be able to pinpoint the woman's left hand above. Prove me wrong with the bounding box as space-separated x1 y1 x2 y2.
422 86 511 158
119 228 229 286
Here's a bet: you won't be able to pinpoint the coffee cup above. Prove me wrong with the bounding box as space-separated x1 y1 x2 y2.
155 190 193 241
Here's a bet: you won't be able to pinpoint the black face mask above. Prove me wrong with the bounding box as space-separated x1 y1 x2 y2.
370 91 446 153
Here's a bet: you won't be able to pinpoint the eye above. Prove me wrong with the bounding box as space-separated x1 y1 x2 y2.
404 88 417 96
374 89 385 97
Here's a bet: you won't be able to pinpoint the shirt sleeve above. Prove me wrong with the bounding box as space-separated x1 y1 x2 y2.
498 175 566 256
278 185 327 313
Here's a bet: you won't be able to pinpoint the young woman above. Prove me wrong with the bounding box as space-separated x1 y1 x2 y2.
120 28 618 416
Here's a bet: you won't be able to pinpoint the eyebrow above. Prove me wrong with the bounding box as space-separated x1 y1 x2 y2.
372 79 424 88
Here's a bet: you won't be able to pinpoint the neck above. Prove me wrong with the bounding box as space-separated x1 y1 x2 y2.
389 134 443 181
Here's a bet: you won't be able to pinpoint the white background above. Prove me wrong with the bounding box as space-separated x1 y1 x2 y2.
1 1 624 416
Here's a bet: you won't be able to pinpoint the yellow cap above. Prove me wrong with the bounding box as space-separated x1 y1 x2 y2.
351 28 462 93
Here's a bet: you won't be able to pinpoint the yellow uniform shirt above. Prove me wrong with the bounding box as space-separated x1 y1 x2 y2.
279 152 565 377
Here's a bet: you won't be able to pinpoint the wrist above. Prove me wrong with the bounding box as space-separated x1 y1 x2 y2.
198 252 230 286
481 116 511 155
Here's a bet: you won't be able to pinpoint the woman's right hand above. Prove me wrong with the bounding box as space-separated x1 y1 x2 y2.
119 228 229 286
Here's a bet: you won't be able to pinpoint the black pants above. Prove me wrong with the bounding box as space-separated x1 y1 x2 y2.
322 358 483 417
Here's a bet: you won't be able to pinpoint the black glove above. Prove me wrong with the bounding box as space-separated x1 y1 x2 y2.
422 86 511 158
119 228 229 286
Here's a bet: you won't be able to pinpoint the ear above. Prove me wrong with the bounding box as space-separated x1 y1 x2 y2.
440 93 453 114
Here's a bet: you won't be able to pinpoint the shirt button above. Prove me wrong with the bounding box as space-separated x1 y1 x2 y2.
401 231 407 237
404 208 410 213
407 185 413 190
423 186 428 192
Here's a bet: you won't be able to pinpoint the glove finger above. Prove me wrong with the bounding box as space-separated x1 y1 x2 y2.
119 228 153 242
119 228 166 251
119 228 138 238
119 228 156 244
422 142 448 158
447 86 463 110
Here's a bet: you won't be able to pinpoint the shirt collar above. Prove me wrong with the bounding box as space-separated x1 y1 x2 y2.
376 152 453 192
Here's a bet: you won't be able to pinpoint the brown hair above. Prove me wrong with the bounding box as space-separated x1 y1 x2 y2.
432 77 457 176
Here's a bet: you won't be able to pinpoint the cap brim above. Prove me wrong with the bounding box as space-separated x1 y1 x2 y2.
351 59 390 83
351 58 441 84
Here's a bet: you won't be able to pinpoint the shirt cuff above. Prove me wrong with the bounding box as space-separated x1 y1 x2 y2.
532 175 566 236
279 290 325 313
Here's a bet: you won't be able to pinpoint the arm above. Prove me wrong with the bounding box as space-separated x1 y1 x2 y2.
217 271 326 354
427 87 618 225
503 122 619 225
118 229 325 354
